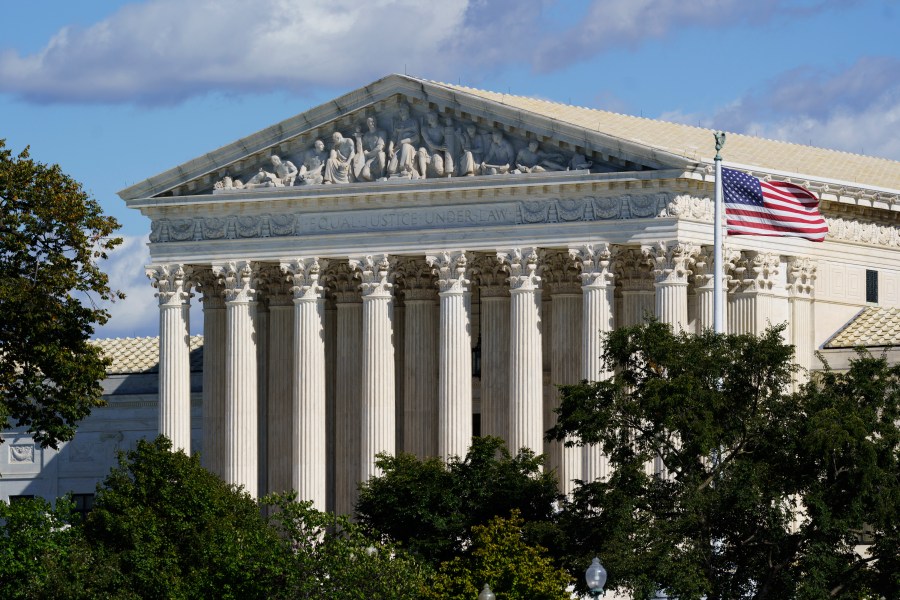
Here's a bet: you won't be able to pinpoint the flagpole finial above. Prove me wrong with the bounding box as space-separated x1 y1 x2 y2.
714 131 726 160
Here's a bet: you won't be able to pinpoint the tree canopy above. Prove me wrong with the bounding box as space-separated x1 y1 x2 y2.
0 140 122 447
548 322 900 600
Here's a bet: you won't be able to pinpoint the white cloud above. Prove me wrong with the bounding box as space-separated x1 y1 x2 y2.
91 235 158 339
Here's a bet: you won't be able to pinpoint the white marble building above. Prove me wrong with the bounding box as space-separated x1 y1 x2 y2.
3 75 899 512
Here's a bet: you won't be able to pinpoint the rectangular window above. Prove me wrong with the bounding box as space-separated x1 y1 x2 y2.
8 494 34 504
70 493 95 520
866 270 878 304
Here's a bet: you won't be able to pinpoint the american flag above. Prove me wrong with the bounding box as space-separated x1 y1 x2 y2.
722 168 828 242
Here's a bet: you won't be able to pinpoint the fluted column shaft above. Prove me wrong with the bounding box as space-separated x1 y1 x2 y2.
647 242 695 331
148 264 192 454
198 273 226 476
214 261 259 497
403 293 439 457
351 255 396 484
500 249 543 456
266 294 293 496
428 251 472 461
479 292 510 441
283 258 328 510
333 291 362 515
693 249 716 333
550 290 582 493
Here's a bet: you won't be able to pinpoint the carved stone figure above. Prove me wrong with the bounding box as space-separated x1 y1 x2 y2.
214 175 244 190
458 123 485 176
569 153 593 171
352 116 387 182
298 139 327 185
387 103 423 178
324 132 356 185
246 155 298 188
515 140 565 173
481 131 515 175
421 111 454 177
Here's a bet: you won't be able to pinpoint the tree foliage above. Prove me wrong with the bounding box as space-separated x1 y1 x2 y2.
427 511 572 600
355 435 562 566
548 322 900 599
0 139 122 447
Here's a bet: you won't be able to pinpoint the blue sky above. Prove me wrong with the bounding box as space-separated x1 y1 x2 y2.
1 0 898 338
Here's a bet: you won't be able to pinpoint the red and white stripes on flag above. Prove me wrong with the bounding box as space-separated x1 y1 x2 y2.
722 167 828 242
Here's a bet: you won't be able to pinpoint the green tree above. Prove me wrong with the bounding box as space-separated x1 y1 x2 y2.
267 493 431 599
0 140 122 447
355 435 561 566
427 511 573 600
83 436 290 599
548 322 900 599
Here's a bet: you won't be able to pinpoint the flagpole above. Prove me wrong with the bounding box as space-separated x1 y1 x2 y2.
713 132 726 334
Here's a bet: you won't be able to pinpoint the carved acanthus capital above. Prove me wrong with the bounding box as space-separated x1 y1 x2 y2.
426 251 470 294
394 257 438 301
690 247 716 290
726 250 780 294
281 257 328 301
147 263 192 307
570 243 615 289
614 247 654 292
349 254 395 298
212 260 259 303
256 265 292 307
787 257 817 298
193 268 226 309
323 261 361 303
497 247 541 292
541 250 581 295
471 253 508 298
643 241 697 285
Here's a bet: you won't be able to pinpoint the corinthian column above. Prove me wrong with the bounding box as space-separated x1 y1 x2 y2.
196 269 226 475
645 241 696 331
543 251 583 494
395 258 439 458
212 260 259 497
615 248 655 327
350 254 396 483
282 257 329 510
427 251 472 461
691 247 716 333
261 268 292 496
147 264 192 453
498 248 543 457
727 250 781 335
325 263 362 515
788 257 817 387
570 243 615 483
472 255 509 442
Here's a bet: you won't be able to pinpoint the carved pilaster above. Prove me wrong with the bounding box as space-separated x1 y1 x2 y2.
498 248 543 457
147 264 192 454
643 241 696 330
725 250 781 335
426 251 472 461
788 257 818 386
787 257 817 300
690 247 716 333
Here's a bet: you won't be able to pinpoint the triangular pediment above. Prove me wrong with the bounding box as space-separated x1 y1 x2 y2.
118 74 696 201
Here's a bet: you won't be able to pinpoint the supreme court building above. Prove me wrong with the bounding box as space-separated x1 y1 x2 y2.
17 74 898 513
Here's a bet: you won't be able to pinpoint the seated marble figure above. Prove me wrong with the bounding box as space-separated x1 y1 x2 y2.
515 140 566 173
481 131 516 175
245 155 298 188
298 139 327 185
323 132 356 185
353 116 387 182
387 103 423 179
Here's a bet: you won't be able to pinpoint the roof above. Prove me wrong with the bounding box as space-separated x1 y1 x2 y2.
824 307 900 349
90 336 204 374
432 80 900 191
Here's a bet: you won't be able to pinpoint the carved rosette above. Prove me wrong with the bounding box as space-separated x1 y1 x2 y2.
569 243 615 289
281 258 328 301
614 247 654 292
426 251 470 295
147 264 192 307
471 254 508 298
644 241 697 285
349 254 395 298
394 257 438 301
787 257 817 299
497 248 541 292
212 261 259 303
541 250 581 295
727 250 780 294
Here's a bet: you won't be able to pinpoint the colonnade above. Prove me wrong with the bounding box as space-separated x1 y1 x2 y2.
147 243 817 512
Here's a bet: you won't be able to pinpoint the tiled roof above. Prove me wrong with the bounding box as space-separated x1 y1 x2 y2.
824 307 900 349
432 80 900 191
90 336 204 374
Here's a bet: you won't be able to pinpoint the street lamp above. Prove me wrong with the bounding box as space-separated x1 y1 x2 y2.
478 584 496 600
585 557 607 598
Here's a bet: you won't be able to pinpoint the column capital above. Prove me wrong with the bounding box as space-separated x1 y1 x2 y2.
471 253 508 298
787 256 817 298
324 261 361 303
726 249 780 294
426 251 470 295
614 247 654 292
147 263 192 306
194 268 225 309
212 260 259 303
643 241 697 285
542 250 581 296
569 243 615 289
281 257 328 301
349 254 395 298
258 265 293 307
395 257 438 301
690 246 716 290
498 247 541 292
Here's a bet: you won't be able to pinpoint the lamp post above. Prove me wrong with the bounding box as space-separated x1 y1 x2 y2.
585 556 607 598
478 584 496 600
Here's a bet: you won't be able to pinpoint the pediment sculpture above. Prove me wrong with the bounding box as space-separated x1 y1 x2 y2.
213 102 595 193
